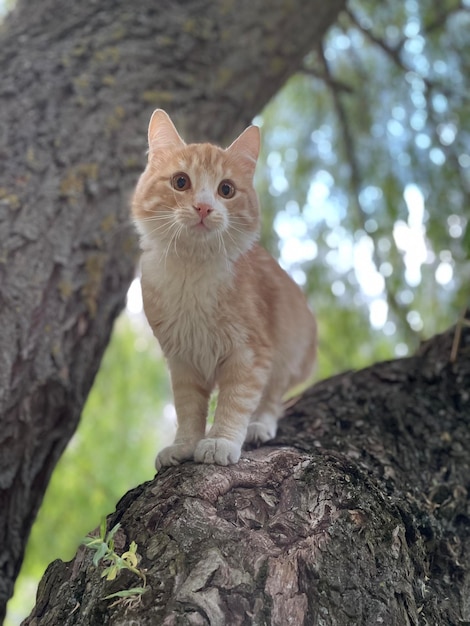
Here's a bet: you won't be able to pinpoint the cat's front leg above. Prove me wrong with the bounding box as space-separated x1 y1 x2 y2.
156 358 210 470
194 349 270 465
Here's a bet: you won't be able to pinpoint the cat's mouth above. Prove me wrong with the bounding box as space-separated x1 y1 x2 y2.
192 219 212 232
184 214 223 235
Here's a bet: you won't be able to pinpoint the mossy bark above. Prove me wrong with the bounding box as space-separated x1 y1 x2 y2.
24 319 470 625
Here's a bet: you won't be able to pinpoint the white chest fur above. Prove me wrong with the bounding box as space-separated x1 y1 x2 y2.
141 249 239 382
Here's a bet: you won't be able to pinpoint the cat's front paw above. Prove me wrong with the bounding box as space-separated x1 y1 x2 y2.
194 438 241 465
245 421 277 445
155 442 196 470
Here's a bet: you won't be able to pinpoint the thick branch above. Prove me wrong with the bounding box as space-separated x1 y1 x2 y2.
23 317 470 625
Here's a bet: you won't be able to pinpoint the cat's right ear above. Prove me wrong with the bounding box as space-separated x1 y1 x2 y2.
148 109 186 153
225 125 260 175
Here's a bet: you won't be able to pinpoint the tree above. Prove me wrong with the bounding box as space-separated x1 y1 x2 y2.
23 316 470 625
3 0 470 622
0 0 346 618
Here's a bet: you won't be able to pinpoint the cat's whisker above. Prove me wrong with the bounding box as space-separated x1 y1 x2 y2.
227 222 252 238
137 215 174 224
171 191 189 214
132 200 178 212
173 224 185 258
227 225 249 236
141 220 174 235
140 222 175 233
217 233 232 273
140 219 179 243
133 209 175 218
223 229 245 260
224 224 241 241
160 223 179 271
227 217 250 227
216 231 223 255
215 231 226 260
227 216 249 223
163 221 186 266
227 216 250 225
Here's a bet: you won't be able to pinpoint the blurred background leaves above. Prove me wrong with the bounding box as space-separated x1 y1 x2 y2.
256 0 469 372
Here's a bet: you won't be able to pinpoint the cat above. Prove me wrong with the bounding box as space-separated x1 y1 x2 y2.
132 109 317 468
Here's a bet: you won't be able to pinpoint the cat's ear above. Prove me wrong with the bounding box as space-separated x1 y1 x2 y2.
148 109 185 152
226 126 260 174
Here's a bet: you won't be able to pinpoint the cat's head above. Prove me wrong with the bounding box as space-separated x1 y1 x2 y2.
132 109 260 260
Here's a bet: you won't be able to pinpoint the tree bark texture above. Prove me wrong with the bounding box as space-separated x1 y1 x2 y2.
23 318 470 626
0 0 346 616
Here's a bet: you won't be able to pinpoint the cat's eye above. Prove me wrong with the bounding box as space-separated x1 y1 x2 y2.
171 173 191 191
218 180 236 199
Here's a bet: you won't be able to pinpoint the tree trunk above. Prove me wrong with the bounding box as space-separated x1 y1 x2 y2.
0 0 346 616
22 317 470 625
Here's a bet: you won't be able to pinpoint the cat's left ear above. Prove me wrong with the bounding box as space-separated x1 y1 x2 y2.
226 126 260 174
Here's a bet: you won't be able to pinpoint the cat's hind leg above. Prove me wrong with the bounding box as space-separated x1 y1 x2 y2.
245 366 286 445
245 395 283 446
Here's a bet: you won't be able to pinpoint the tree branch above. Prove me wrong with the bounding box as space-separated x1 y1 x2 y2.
318 43 418 347
344 6 407 71
23 316 470 625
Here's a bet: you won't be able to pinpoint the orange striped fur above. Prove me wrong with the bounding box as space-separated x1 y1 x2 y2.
132 110 317 467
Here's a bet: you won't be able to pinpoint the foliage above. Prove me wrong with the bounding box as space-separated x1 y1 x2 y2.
81 520 147 607
256 0 470 375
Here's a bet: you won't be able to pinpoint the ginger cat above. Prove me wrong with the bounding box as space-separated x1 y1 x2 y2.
132 110 317 468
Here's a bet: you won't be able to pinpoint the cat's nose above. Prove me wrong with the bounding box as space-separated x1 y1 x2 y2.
194 203 213 219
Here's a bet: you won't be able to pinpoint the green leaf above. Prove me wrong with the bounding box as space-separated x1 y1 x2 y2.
122 550 138 568
103 565 119 581
100 517 107 541
81 536 99 548
103 587 147 600
92 542 109 567
105 523 121 544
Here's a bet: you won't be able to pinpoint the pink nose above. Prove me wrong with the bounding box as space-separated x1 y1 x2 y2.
194 203 213 219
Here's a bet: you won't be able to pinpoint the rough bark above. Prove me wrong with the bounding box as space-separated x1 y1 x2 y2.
23 317 470 626
0 0 346 616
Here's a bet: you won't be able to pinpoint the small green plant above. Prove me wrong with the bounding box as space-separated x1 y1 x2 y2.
82 519 147 608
